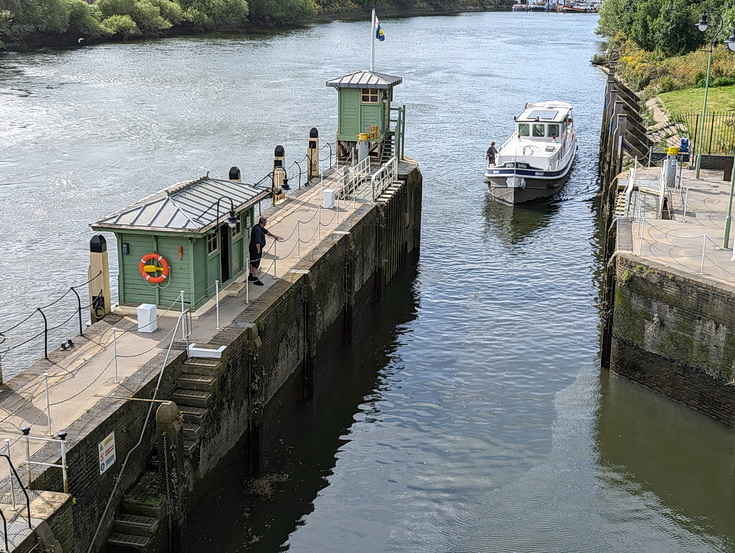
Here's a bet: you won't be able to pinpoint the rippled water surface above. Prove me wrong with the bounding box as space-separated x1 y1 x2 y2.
3 11 735 553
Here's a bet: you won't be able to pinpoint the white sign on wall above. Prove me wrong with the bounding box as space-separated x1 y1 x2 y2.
99 431 116 474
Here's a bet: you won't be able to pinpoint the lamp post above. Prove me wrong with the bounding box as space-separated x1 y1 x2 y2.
197 196 240 232
694 10 724 179
720 29 735 248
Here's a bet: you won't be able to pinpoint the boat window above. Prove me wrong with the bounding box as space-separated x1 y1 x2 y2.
518 123 530 136
547 124 560 138
532 124 545 137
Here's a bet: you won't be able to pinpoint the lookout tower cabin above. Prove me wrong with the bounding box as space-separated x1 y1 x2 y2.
90 174 270 310
326 70 405 164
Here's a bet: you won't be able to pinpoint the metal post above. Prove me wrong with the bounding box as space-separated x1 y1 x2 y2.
22 427 30 487
180 290 186 340
684 187 689 219
245 257 250 305
273 239 278 278
112 328 119 383
297 222 301 257
38 308 48 360
700 234 708 274
695 47 714 179
723 151 735 248
215 280 220 330
44 373 51 436
318 205 322 240
58 431 68 494
5 440 16 511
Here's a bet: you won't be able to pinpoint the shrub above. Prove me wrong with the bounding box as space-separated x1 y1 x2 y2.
102 13 140 37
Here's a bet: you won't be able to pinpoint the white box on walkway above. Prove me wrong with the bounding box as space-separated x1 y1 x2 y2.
322 188 335 208
137 303 157 332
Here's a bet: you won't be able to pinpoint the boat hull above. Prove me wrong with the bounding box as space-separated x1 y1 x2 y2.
484 155 575 205
486 174 568 204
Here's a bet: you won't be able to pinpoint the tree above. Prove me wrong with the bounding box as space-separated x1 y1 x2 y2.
247 0 314 24
101 13 140 37
178 0 248 30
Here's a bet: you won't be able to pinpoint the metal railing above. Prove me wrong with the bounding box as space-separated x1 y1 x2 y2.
371 157 398 201
335 156 370 200
671 111 735 156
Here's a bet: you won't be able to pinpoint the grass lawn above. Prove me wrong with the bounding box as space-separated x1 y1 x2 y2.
658 85 735 116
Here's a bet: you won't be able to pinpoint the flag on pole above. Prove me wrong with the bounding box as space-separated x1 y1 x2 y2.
375 15 385 41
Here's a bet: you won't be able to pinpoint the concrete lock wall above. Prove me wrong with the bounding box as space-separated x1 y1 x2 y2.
609 254 735 425
26 167 422 552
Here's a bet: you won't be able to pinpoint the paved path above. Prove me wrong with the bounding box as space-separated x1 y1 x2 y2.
629 165 735 287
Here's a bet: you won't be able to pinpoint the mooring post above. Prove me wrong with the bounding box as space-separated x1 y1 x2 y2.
88 235 111 324
307 128 320 184
156 402 185 552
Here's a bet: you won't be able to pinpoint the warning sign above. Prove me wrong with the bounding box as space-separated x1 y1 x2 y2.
99 431 116 474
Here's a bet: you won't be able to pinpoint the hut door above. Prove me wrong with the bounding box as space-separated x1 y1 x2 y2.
219 225 230 282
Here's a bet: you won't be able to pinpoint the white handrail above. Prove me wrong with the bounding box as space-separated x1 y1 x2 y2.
371 157 398 200
335 156 370 200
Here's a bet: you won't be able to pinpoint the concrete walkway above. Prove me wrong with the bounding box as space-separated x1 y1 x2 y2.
628 165 735 287
0 163 384 546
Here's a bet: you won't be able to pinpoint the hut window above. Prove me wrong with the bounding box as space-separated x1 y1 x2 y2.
532 124 545 137
232 219 242 237
361 88 379 104
518 124 530 137
208 232 218 254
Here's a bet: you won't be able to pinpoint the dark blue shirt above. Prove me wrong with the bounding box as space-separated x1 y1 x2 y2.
250 224 269 247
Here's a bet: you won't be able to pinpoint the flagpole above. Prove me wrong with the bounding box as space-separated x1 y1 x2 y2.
370 8 375 72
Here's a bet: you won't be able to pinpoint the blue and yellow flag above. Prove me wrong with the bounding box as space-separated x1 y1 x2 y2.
375 16 385 41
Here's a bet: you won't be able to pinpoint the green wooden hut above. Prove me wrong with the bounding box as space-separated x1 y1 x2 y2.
326 70 405 163
90 175 270 309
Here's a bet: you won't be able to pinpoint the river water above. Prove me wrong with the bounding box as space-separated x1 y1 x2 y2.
2 11 735 553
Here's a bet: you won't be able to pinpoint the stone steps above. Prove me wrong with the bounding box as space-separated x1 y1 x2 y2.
107 532 150 552
171 388 212 408
179 405 206 424
178 372 217 392
113 514 160 537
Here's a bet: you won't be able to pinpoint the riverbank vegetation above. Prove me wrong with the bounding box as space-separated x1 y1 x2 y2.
596 0 735 108
0 0 511 50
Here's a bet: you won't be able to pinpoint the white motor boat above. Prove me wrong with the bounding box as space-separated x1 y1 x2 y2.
485 101 577 204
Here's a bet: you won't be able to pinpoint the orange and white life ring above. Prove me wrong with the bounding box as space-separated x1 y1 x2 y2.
139 253 170 284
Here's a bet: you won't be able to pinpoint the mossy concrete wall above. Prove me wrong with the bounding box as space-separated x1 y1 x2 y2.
609 254 735 425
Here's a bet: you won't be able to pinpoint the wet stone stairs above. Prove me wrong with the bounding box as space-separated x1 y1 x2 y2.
174 357 221 459
106 357 222 552
106 472 166 553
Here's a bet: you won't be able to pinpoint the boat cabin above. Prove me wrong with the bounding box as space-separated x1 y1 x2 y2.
326 70 404 163
90 175 270 310
514 103 572 141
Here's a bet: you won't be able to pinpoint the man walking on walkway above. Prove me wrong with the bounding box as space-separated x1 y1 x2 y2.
249 217 281 286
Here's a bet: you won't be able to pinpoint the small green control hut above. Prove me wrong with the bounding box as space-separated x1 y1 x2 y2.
90 175 270 309
326 70 404 163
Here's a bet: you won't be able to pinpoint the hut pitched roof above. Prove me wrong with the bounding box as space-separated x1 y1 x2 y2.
326 70 402 90
90 176 270 234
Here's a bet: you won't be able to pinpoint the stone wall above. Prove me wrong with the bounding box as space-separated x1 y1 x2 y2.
609 254 735 425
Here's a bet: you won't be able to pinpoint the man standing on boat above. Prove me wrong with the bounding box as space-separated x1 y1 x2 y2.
249 217 281 286
486 142 498 166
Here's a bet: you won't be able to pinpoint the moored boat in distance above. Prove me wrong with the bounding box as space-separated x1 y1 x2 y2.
485 101 577 205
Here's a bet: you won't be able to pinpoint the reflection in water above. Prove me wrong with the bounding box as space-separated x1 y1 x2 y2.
596 371 735 550
194 258 420 552
482 192 560 246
